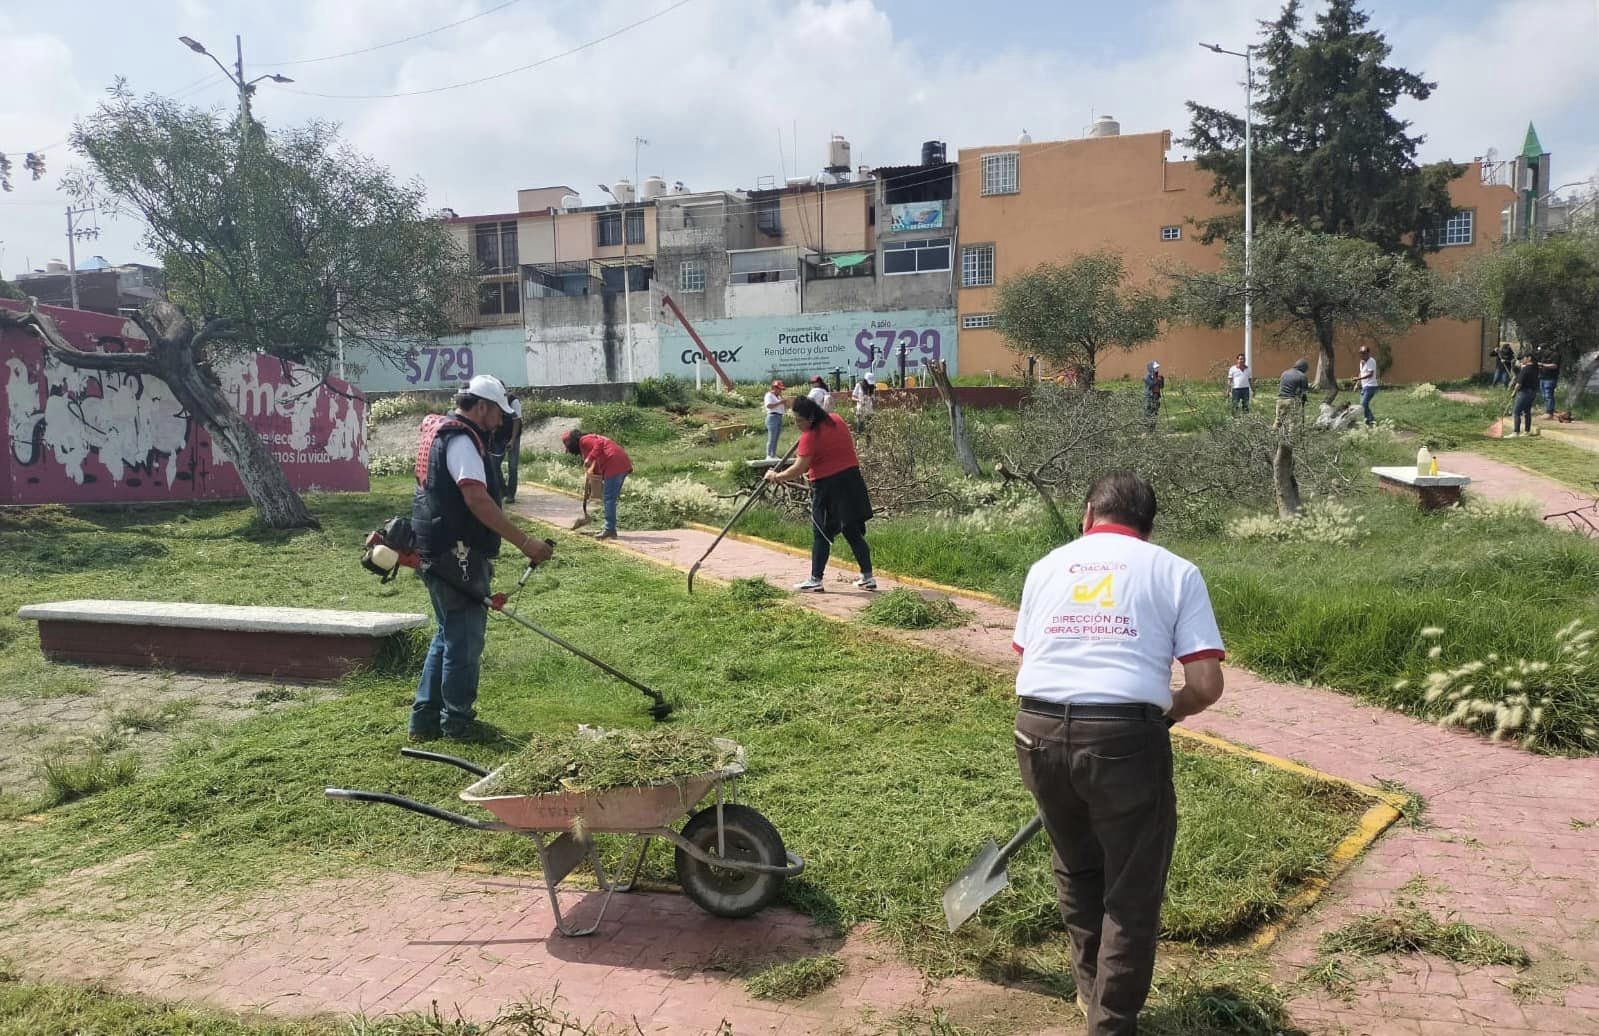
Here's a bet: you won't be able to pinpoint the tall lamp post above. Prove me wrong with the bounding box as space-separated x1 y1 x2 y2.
177 35 294 153
1201 42 1254 373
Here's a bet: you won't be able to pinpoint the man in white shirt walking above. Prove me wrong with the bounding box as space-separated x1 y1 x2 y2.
1011 471 1225 1034
1355 345 1380 427
1225 353 1252 415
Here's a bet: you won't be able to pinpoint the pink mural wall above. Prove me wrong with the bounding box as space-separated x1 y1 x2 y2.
1 301 369 505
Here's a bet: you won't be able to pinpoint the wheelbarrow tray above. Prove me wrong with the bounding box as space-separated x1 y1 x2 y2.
458 738 747 832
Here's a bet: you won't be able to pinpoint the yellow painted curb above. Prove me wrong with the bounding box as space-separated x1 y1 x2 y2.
515 481 1408 947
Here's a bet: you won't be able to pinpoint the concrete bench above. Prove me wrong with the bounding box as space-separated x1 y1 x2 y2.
18 600 429 681
1370 467 1471 511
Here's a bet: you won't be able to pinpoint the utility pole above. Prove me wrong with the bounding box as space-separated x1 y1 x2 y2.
1201 42 1254 372
65 204 99 309
626 135 648 383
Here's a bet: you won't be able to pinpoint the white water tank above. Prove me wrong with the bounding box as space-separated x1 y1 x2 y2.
46 259 68 273
1018 128 1033 145
827 134 851 171
641 175 667 200
610 178 635 204
670 180 690 195
1088 115 1121 138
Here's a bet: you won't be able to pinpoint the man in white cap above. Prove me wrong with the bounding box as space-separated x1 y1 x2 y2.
408 374 553 742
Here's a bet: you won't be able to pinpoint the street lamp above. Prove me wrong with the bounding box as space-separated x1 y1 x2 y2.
1530 179 1595 237
177 34 294 152
1201 42 1254 374
595 135 649 383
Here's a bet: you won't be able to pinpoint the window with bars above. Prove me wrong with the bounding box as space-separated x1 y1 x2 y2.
1161 225 1182 241
477 279 520 317
625 209 645 245
981 152 1019 195
1441 210 1473 246
679 259 706 293
595 212 622 247
961 244 994 287
883 237 951 275
961 313 995 329
473 221 518 273
756 198 782 236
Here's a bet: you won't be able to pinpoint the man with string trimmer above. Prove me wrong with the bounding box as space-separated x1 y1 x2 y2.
763 393 876 593
408 376 553 742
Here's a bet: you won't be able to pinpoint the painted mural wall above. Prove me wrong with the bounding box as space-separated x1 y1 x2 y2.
658 308 958 382
1 303 368 505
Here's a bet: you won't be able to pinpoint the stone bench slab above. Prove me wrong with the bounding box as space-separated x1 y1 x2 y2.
18 601 429 681
1370 466 1472 488
19 601 426 636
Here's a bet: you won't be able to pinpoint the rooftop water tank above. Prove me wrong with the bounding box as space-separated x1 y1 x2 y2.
641 175 667 200
1018 129 1033 145
921 140 946 165
1088 115 1121 138
610 178 635 204
827 135 851 171
670 181 690 194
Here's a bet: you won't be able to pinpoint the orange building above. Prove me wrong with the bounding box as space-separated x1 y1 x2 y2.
955 128 1515 384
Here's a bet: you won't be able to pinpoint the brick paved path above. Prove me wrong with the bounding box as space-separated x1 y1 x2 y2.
1442 451 1598 536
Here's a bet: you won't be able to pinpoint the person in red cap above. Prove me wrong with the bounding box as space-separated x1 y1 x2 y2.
561 428 633 540
808 375 833 412
763 379 787 459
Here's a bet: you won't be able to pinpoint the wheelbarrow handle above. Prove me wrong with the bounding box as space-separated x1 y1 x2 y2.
324 788 511 831
399 746 491 777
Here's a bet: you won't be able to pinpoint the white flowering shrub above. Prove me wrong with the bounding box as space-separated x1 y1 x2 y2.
1397 621 1599 753
1442 497 1541 529
368 393 433 427
1341 420 1399 445
539 462 584 490
1225 500 1367 546
1408 383 1441 399
367 453 413 478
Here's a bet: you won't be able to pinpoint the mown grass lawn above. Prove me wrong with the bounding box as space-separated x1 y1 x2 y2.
1 489 1364 998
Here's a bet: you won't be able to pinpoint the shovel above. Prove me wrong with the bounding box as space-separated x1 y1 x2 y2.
942 815 1043 932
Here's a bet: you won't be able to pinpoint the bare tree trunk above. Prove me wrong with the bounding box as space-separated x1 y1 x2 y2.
927 359 982 477
1313 321 1340 404
1564 352 1598 410
4 300 320 530
1272 442 1303 517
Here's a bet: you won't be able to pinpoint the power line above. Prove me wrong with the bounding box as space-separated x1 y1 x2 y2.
282 0 697 99
5 72 231 158
259 0 526 66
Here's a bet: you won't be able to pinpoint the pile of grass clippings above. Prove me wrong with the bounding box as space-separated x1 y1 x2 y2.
860 588 973 630
743 955 845 1001
479 727 737 797
1319 906 1530 967
726 577 786 608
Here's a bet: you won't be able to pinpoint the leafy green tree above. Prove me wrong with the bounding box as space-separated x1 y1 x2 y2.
994 251 1162 388
0 278 25 301
1452 230 1599 408
4 84 475 530
1185 0 1462 258
0 149 46 192
1170 223 1432 397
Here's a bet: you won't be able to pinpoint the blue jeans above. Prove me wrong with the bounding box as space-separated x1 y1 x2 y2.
1230 387 1251 414
602 473 626 533
1540 379 1557 415
411 573 489 738
1359 385 1378 426
765 413 783 458
1513 389 1536 434
1491 366 1510 387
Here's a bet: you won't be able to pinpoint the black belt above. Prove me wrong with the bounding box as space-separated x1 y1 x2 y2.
1018 698 1166 722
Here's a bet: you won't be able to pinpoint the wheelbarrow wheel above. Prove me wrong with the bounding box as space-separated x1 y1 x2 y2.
675 804 786 918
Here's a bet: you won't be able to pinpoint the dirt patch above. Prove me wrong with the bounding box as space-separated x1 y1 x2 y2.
0 667 321 803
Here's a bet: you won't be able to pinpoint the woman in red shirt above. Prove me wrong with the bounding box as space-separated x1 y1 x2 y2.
764 395 875 592
561 429 633 540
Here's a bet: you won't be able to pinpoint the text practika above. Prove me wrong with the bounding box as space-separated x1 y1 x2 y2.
1043 613 1140 639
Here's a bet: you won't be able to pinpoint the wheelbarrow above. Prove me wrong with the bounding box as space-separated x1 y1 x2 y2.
325 740 803 937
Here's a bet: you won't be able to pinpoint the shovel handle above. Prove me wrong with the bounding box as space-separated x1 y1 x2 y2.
993 815 1044 873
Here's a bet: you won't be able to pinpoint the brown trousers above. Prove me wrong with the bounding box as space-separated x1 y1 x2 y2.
1015 709 1177 1036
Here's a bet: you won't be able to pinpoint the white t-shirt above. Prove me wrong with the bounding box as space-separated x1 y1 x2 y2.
444 434 488 487
1358 357 1378 389
1228 364 1252 390
852 385 875 417
808 386 831 410
764 391 785 416
1013 527 1225 709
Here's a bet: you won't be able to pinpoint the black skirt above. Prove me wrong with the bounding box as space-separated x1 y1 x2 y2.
811 466 874 535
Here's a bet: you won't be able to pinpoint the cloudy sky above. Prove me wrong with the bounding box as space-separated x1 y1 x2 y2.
3 0 1596 279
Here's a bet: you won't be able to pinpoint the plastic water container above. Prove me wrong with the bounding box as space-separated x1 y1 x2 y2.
1416 446 1434 476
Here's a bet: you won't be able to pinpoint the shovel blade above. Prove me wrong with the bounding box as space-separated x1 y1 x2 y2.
942 838 1012 932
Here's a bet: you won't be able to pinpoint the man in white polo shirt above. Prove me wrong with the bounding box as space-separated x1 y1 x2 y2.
1012 471 1225 1035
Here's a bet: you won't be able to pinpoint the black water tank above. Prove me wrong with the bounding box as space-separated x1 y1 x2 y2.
921 140 946 165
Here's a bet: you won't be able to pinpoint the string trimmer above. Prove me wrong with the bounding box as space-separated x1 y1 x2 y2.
361 521 673 720
687 441 798 594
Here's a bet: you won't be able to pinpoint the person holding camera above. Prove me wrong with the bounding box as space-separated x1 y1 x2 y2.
410 376 553 742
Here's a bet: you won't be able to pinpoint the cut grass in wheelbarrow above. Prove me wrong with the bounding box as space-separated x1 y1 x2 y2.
325 731 802 937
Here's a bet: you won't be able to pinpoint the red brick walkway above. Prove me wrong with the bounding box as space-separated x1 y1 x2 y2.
1442 451 1598 536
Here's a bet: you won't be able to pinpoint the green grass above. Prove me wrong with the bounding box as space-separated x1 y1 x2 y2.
0 491 1364 988
743 954 845 1001
859 588 973 630
1319 906 1530 968
35 752 139 807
